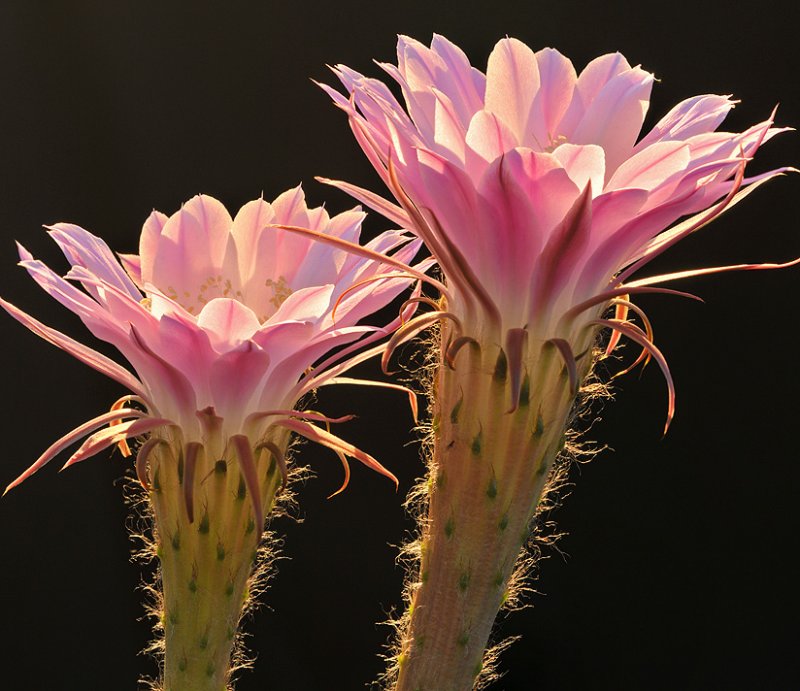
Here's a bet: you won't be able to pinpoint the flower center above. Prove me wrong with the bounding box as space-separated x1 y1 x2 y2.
265 276 292 310
543 133 568 153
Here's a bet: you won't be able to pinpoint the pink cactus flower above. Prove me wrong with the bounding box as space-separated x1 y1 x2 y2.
322 35 797 691
1 186 423 690
322 35 795 418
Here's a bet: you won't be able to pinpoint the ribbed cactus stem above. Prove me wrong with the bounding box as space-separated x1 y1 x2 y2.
147 429 286 691
394 327 589 691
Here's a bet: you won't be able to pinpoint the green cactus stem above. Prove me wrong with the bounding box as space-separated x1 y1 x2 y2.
393 323 596 691
145 428 288 691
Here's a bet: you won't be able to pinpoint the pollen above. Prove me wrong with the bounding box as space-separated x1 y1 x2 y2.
265 275 292 310
543 133 568 153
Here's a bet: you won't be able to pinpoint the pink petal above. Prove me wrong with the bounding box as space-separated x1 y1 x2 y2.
209 341 271 425
432 87 468 162
530 183 593 313
139 210 168 286
552 143 606 195
636 94 736 149
196 297 262 351
570 65 654 179
150 196 238 314
560 52 632 136
529 48 578 150
606 140 691 192
396 35 442 141
484 37 540 144
48 223 141 301
430 33 486 123
464 110 518 177
268 284 334 325
118 253 143 288
231 197 275 287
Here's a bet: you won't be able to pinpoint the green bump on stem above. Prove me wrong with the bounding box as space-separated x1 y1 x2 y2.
178 657 187 673
493 348 508 382
486 476 498 499
416 635 426 651
457 631 470 648
499 514 509 531
519 374 530 406
458 571 470 592
267 454 277 477
536 460 548 476
470 429 482 456
205 661 215 678
444 517 455 538
450 394 463 423
216 542 226 561
188 579 197 594
534 411 545 437
245 517 255 535
225 581 234 597
171 532 181 551
421 569 429 584
214 459 227 475
237 475 246 500
199 634 208 650
169 609 179 626
198 510 210 535
493 572 504 588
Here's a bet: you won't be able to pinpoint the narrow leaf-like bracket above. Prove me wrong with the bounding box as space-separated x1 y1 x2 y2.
255 440 289 493
506 327 529 412
319 376 419 423
590 318 675 434
231 435 265 536
135 437 167 491
607 298 655 377
560 286 703 328
182 442 202 524
268 222 448 297
3 407 147 493
61 416 172 469
445 335 480 369
382 310 462 374
272 418 398 489
545 338 579 398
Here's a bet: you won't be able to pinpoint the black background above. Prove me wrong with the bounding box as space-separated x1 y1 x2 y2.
1 2 798 690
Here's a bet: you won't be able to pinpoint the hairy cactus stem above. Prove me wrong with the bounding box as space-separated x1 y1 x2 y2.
147 425 287 691
394 320 594 691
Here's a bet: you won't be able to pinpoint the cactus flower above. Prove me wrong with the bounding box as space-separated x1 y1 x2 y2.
322 35 796 690
1 187 423 691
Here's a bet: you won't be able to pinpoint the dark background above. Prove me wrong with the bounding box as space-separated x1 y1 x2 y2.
0 2 798 690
